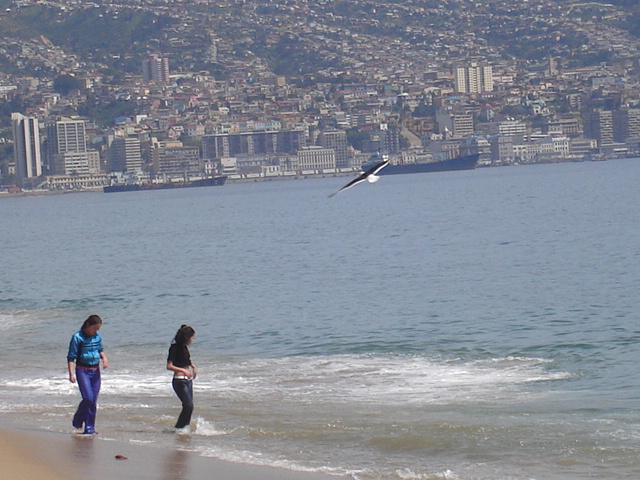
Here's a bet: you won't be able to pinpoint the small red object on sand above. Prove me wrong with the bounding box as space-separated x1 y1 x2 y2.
115 455 128 460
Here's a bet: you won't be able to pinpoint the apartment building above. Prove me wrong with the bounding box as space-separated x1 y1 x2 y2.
142 54 170 85
151 140 201 177
454 62 494 94
108 136 143 172
317 129 349 168
46 117 100 175
613 108 640 142
584 110 614 146
202 130 307 159
436 111 475 139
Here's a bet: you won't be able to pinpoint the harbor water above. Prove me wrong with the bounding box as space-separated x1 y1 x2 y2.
1 159 640 480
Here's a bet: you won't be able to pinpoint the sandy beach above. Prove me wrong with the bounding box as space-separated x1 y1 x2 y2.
0 423 341 480
0 429 81 480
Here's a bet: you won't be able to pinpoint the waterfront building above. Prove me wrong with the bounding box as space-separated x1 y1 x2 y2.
428 140 461 161
55 151 100 175
584 110 614 147
534 135 570 161
489 135 514 164
219 156 238 176
436 111 475 139
151 140 201 177
46 117 99 175
399 149 433 165
42 172 108 190
512 142 536 163
460 136 491 164
202 129 307 159
11 112 42 178
108 136 143 172
570 138 598 157
296 146 336 171
613 108 640 143
626 109 640 140
317 129 349 168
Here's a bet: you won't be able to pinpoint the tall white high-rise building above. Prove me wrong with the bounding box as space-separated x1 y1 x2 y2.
454 62 493 94
11 112 42 178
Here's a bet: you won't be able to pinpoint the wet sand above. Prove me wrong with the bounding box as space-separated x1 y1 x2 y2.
0 425 341 480
0 428 81 480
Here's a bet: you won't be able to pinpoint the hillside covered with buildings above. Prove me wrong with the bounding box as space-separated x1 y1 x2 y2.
2 0 640 192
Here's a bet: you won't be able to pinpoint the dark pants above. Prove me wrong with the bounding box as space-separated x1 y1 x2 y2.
73 367 101 433
172 378 194 429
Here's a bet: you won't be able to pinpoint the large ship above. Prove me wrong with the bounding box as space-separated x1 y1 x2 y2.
103 174 227 193
367 153 479 175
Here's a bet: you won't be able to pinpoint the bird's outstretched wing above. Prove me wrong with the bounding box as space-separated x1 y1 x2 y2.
368 160 389 176
329 160 389 198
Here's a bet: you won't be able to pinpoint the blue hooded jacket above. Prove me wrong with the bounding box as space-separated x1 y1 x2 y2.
67 331 103 367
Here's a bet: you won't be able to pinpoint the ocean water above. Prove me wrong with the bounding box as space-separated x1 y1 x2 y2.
1 159 640 480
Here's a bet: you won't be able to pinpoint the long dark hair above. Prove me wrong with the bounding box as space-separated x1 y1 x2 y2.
174 324 195 346
81 314 102 334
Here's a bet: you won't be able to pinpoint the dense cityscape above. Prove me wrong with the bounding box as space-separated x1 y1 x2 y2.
2 0 640 193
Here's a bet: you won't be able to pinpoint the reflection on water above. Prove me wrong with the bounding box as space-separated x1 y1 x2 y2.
71 434 96 465
164 448 190 480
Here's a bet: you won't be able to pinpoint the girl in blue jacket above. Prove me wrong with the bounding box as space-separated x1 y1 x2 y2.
67 315 109 434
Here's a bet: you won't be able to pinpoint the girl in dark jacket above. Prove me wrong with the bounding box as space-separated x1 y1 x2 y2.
166 325 197 431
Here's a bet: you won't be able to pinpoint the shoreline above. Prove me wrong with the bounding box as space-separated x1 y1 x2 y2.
5 156 637 198
0 171 356 198
0 417 342 480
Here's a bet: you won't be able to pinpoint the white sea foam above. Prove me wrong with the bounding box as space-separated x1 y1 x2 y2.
1 374 172 397
396 469 458 480
196 443 344 476
1 354 570 408
193 417 229 436
193 354 571 407
2 376 76 395
100 374 170 396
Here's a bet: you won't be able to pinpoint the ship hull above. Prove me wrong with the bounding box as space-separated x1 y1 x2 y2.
104 176 227 193
378 154 479 175
103 184 142 193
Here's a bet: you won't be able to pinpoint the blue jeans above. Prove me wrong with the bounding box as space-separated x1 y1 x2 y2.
172 378 194 429
73 367 101 433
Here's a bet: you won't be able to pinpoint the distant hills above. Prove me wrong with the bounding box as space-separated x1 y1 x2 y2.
608 0 640 36
0 0 639 79
0 2 174 75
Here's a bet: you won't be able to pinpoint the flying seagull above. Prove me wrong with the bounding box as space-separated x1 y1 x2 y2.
329 159 390 198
